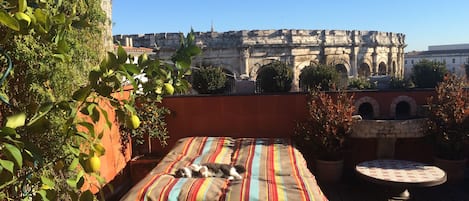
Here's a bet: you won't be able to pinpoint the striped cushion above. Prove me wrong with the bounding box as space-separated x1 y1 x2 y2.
120 137 328 201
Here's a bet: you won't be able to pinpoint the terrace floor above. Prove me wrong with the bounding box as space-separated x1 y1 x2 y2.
321 169 469 201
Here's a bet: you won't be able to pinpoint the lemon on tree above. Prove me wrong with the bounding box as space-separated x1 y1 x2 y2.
126 114 141 129
88 155 101 173
164 83 174 95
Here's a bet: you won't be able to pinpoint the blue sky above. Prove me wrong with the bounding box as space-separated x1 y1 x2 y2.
112 0 469 52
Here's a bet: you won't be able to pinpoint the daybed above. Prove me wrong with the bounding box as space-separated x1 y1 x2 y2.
120 137 328 201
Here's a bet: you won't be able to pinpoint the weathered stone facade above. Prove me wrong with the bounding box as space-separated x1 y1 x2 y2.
101 0 113 52
114 29 406 90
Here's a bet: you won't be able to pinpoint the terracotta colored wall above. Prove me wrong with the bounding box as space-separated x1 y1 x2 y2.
154 93 309 153
153 89 437 154
80 90 133 194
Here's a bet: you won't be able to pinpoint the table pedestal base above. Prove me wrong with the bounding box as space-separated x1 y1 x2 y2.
387 188 410 201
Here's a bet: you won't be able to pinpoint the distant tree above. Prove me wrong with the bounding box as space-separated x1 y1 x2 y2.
299 64 339 91
412 59 447 88
192 66 227 94
256 61 293 93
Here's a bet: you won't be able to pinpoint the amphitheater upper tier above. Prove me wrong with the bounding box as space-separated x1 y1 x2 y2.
114 29 406 90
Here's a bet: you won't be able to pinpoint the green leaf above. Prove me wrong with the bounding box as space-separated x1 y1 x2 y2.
124 64 140 75
0 10 20 31
95 85 113 97
77 121 94 133
6 113 26 129
117 46 127 64
27 102 53 127
186 45 201 56
57 39 70 54
3 143 22 168
99 107 112 129
52 53 66 62
18 0 27 12
41 175 55 189
14 12 31 26
80 190 94 201
33 8 47 25
51 13 65 24
72 86 91 101
0 159 15 173
124 104 137 115
0 91 10 104
68 157 79 171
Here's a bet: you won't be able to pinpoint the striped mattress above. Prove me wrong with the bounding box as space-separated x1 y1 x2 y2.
120 137 328 201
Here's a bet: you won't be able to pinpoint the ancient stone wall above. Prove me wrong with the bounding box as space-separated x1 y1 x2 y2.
114 29 406 91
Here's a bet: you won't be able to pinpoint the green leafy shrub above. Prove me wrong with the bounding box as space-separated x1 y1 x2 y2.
294 89 355 160
299 64 339 91
0 1 200 199
412 59 447 88
121 98 170 156
347 77 375 90
191 67 227 94
256 61 292 93
389 77 415 89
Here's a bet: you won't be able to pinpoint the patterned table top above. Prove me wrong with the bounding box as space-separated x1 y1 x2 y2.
356 159 447 187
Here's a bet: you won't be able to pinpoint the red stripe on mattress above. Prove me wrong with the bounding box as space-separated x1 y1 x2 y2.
288 140 311 201
267 138 279 200
242 139 256 201
159 178 179 201
186 179 204 201
208 137 225 162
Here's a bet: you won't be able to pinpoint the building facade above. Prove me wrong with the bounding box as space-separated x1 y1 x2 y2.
114 29 406 90
404 44 469 78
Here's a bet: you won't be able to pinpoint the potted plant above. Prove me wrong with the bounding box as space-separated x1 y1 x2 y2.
294 88 355 183
426 74 469 183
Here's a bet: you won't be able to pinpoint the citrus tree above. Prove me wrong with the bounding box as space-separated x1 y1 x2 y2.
0 1 199 200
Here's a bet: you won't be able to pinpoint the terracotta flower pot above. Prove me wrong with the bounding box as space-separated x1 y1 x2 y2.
434 157 467 184
315 159 344 183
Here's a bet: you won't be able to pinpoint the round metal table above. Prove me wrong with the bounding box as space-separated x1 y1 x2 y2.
356 159 447 200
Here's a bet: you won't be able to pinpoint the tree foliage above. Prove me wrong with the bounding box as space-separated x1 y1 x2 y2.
347 77 376 90
426 74 469 160
294 89 355 160
299 64 339 91
0 1 199 200
191 66 227 94
256 61 292 93
412 59 447 88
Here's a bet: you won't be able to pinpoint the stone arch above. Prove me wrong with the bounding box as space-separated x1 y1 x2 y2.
390 96 417 118
358 63 371 78
392 61 397 76
329 59 351 76
378 62 387 75
354 96 380 118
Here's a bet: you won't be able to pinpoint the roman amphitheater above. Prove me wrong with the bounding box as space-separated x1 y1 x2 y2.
114 29 406 91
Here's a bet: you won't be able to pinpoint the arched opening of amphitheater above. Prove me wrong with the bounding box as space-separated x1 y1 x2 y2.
378 62 387 75
359 63 371 78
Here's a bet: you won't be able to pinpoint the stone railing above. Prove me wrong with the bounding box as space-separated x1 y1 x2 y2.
351 118 427 138
351 118 428 158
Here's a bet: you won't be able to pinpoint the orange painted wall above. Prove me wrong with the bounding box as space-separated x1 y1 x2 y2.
80 90 133 194
152 89 437 154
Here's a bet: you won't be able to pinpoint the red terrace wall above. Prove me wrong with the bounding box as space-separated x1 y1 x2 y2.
151 89 436 154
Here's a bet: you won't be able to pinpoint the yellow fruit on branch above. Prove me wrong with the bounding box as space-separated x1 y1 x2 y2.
164 83 175 95
126 114 141 129
88 155 101 173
